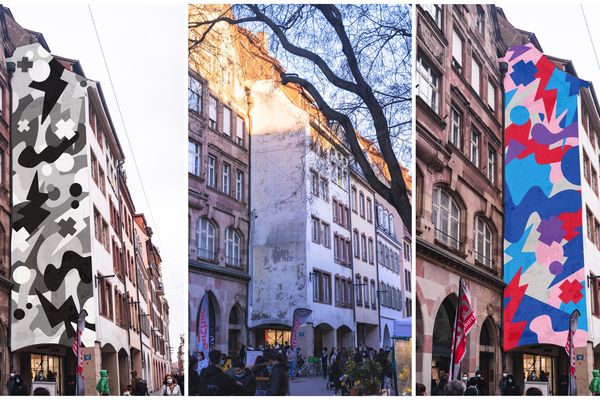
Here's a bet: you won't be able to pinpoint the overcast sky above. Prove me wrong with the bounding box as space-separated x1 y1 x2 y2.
5 3 187 359
502 4 600 94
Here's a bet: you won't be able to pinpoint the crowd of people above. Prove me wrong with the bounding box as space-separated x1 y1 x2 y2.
190 343 394 396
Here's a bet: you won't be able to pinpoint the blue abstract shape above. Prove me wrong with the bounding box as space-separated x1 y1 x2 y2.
504 224 536 282
561 146 580 186
505 154 552 205
510 106 530 126
511 60 538 87
506 139 526 164
505 88 517 109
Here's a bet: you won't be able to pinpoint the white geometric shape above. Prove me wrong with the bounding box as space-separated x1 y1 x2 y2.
13 228 30 252
17 119 30 133
55 153 74 172
41 164 53 176
13 266 31 285
55 119 76 140
30 60 50 82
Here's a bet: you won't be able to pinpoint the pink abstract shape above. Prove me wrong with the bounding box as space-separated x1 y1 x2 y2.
534 241 563 267
530 314 587 348
549 162 564 184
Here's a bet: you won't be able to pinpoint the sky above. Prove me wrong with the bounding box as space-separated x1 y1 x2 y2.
5 4 187 360
502 4 600 92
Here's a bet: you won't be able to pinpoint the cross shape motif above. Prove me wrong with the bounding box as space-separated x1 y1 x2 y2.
17 120 30 133
17 56 33 72
57 218 77 237
55 119 76 140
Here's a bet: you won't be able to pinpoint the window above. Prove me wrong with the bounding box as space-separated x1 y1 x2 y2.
311 171 319 196
320 178 329 201
389 215 395 236
323 274 331 304
189 141 200 176
222 106 231 136
471 130 480 167
370 280 376 308
432 187 460 249
366 198 373 222
363 277 369 308
225 228 241 266
236 115 244 146
235 170 244 202
591 273 600 318
98 166 106 195
94 207 101 242
313 270 331 304
355 275 362 306
351 187 357 211
417 55 439 113
593 166 599 195
487 81 496 111
471 58 481 95
474 216 493 268
209 96 217 129
488 147 496 184
353 230 360 258
322 223 331 248
422 4 442 28
368 238 374 264
361 234 367 261
450 107 462 149
311 217 321 244
207 155 216 188
222 163 230 194
197 219 216 260
405 270 412 292
359 192 365 218
476 6 485 36
587 207 595 243
584 151 591 183
188 76 202 113
452 29 463 69
91 152 99 186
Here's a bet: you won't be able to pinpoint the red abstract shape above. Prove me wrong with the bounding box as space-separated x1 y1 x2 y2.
504 269 529 351
534 56 558 119
505 121 571 165
559 279 584 304
558 208 582 241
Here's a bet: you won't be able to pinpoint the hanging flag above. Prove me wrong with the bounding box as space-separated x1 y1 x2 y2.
197 293 210 374
567 310 579 395
449 278 477 380
291 308 312 348
73 309 87 396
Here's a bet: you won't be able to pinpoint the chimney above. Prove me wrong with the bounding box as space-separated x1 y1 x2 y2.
256 31 268 49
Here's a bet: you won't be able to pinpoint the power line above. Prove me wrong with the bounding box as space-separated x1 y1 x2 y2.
581 5 600 73
87 5 182 291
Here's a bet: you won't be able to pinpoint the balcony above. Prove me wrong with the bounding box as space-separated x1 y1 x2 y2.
434 228 461 251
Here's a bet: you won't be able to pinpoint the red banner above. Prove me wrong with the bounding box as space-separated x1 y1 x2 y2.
450 278 476 380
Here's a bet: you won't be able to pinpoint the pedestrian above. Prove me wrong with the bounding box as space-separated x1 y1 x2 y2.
330 351 344 395
96 370 111 396
416 382 426 396
123 385 132 396
558 374 569 396
475 370 488 395
443 380 465 396
321 348 328 380
6 368 17 395
240 345 247 365
432 373 448 395
286 346 296 378
590 370 600 395
161 374 182 396
177 374 185 396
198 349 247 396
8 374 27 396
267 352 289 396
189 356 201 396
233 360 256 395
464 377 479 395
132 370 149 395
499 370 509 395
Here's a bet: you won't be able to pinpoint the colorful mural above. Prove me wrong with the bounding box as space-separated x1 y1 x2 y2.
10 44 95 349
503 43 589 350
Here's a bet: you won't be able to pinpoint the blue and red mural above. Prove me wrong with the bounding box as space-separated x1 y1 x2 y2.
503 43 588 350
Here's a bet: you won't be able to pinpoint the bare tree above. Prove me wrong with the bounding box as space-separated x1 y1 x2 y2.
189 4 412 227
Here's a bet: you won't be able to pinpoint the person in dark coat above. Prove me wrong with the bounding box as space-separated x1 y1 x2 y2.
464 377 479 395
233 360 256 395
321 348 328 380
267 353 289 396
198 349 247 396
8 374 27 396
189 356 201 396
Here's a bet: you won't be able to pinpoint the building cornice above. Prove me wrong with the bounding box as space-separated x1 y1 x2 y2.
189 259 251 282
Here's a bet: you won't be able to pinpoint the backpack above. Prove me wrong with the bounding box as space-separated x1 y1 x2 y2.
135 378 148 395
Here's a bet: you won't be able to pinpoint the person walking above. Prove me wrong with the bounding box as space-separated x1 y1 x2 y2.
285 346 296 379
321 348 328 380
268 353 289 396
96 370 110 396
590 370 600 395
161 374 182 396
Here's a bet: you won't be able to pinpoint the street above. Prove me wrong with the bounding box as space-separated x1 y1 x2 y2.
290 376 332 396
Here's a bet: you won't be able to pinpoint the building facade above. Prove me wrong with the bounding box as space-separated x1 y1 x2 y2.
415 4 504 395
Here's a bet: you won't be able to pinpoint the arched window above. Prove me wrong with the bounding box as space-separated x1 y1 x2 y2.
377 205 384 227
432 187 460 249
197 219 216 260
225 228 241 266
474 216 493 267
389 215 395 236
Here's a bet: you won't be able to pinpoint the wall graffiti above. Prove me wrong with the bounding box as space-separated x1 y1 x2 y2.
10 43 95 349
503 43 589 350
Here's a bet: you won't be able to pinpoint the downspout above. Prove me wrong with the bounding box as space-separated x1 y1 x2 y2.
499 60 508 374
245 87 253 348
133 235 145 381
116 160 133 379
348 173 357 347
6 59 14 378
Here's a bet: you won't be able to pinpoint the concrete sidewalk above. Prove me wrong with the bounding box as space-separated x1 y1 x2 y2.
290 376 334 396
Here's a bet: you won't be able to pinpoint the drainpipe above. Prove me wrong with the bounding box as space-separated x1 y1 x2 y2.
6 59 14 379
499 60 508 374
133 235 145 381
116 160 133 381
245 88 253 348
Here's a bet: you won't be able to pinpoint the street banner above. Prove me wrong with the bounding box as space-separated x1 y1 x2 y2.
567 311 579 395
449 278 476 380
291 308 312 348
73 309 87 396
197 293 210 374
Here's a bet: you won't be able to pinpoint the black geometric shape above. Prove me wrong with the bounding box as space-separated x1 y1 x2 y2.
18 130 80 168
57 218 76 237
17 57 33 72
12 172 50 234
29 58 67 123
70 183 82 197
44 250 92 291
35 290 79 338
71 201 79 209
48 186 60 201
26 303 32 309
13 309 25 320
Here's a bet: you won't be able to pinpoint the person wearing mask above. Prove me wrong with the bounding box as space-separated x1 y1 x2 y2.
233 360 256 395
461 373 469 386
499 370 510 395
161 374 182 396
9 374 27 396
267 353 289 396
96 370 110 396
475 370 488 395
6 368 17 395
198 349 247 396
528 370 538 381
321 348 329 380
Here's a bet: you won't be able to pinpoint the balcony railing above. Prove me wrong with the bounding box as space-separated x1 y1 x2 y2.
225 256 241 267
434 228 461 250
475 251 494 268
197 249 217 261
